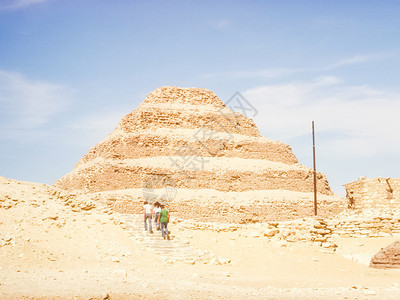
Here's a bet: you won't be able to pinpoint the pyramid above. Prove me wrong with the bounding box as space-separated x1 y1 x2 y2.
370 241 400 269
55 87 341 222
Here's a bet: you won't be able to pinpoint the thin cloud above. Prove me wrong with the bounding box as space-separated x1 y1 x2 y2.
0 0 47 11
0 69 73 139
202 67 300 80
327 54 377 69
203 53 385 81
244 77 400 159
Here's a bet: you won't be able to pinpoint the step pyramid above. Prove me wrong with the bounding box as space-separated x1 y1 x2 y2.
55 86 342 222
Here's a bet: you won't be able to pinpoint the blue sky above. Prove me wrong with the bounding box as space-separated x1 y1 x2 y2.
1 0 399 196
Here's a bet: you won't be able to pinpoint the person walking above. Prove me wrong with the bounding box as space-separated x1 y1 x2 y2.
153 202 161 230
143 201 153 233
157 204 170 240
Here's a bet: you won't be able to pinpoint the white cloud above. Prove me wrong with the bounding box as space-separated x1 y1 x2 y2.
0 70 73 139
327 54 379 69
244 77 400 159
0 0 47 10
203 53 385 81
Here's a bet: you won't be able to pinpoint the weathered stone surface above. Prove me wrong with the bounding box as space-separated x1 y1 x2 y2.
56 163 330 194
370 241 400 269
345 177 400 209
264 229 279 237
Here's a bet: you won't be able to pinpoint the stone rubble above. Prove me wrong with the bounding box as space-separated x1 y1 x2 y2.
172 206 400 251
369 241 400 269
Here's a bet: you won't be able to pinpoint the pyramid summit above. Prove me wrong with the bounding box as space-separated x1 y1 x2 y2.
115 86 261 138
141 86 227 106
55 86 343 221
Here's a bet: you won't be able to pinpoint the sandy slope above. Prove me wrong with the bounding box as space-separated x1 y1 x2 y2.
1 176 400 299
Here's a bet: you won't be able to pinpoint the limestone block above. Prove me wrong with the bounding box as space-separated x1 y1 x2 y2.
264 229 279 238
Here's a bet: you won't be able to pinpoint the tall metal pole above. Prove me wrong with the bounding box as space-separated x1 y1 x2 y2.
312 121 317 216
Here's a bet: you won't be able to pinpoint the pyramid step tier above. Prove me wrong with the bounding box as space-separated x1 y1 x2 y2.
118 108 260 137
141 86 226 107
55 157 332 195
83 188 344 222
76 130 298 167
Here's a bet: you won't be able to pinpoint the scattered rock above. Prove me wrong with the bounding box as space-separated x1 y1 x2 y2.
264 229 279 238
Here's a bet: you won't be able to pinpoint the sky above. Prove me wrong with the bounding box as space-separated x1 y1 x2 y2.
1 0 399 197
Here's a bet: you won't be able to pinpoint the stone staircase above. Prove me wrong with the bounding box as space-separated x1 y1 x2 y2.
113 213 219 264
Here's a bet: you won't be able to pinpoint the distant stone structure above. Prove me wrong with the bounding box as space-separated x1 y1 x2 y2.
55 86 344 221
344 177 400 209
370 240 400 269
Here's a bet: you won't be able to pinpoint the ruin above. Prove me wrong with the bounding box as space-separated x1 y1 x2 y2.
55 86 344 221
344 177 400 209
370 240 400 269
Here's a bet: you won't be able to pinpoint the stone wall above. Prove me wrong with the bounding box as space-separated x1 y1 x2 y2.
264 208 400 242
344 177 400 208
76 134 299 167
107 196 345 223
328 208 400 237
55 164 333 195
169 207 400 251
119 108 261 137
241 210 400 250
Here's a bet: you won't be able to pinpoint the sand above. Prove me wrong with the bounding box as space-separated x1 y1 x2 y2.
1 176 400 299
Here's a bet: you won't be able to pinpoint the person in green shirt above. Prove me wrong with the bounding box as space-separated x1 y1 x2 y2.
157 204 170 240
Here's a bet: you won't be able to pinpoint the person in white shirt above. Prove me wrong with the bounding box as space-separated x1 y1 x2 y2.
143 201 154 233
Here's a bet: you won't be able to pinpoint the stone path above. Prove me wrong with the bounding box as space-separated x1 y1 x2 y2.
114 213 222 264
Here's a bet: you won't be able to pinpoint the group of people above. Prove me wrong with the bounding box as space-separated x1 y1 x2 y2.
143 201 170 240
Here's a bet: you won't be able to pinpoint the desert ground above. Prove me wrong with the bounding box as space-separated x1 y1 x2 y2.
1 176 400 299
